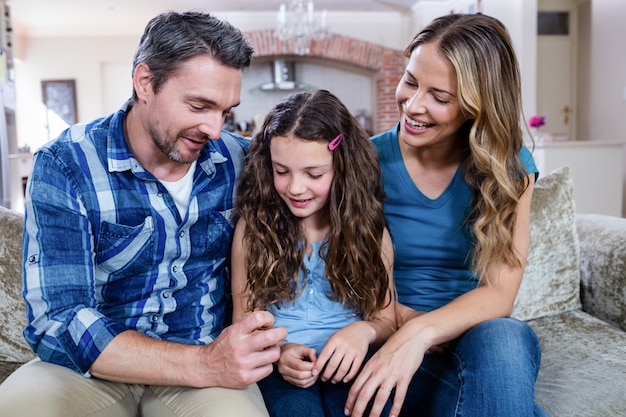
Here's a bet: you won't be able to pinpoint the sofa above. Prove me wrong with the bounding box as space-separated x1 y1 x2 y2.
1 166 625 416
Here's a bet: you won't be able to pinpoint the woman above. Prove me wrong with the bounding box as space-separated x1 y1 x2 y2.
344 13 547 417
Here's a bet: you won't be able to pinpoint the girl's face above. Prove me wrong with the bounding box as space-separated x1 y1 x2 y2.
270 134 335 224
396 42 467 151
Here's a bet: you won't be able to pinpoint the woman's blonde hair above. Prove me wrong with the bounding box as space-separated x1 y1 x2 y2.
235 90 390 319
404 14 531 284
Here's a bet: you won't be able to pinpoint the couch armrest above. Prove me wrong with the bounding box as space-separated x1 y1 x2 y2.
576 214 626 331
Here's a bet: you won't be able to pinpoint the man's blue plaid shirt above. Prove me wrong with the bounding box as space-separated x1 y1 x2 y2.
22 101 248 375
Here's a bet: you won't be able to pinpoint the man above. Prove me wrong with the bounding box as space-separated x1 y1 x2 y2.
0 11 286 416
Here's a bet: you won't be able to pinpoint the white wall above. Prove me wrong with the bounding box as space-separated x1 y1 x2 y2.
14 35 138 151
589 0 626 142
589 0 626 215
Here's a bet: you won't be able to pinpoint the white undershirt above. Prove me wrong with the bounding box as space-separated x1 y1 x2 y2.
160 161 197 217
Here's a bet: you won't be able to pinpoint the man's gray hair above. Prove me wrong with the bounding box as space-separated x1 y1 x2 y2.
131 11 255 99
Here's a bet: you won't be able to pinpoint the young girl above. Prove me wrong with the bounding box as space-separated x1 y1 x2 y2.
231 89 396 417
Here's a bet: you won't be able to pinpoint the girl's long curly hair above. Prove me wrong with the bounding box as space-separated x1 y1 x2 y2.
404 14 531 285
235 89 390 319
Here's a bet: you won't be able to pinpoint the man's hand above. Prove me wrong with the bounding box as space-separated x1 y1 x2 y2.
199 310 287 388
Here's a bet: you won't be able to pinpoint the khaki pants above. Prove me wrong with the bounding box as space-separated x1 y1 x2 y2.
0 359 269 417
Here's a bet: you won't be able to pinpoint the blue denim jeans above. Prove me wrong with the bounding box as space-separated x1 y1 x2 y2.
258 368 391 417
399 318 548 417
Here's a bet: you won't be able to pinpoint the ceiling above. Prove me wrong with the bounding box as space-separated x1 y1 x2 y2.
7 0 439 37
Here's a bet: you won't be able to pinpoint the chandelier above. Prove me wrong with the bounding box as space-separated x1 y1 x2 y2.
276 0 328 55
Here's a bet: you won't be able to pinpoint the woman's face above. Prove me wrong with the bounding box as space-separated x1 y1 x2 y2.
395 42 467 151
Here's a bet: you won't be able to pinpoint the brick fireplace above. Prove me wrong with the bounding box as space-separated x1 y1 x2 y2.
245 29 405 134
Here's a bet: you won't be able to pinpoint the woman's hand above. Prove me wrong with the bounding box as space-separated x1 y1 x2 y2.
276 343 318 388
313 322 373 384
396 303 449 354
344 327 431 417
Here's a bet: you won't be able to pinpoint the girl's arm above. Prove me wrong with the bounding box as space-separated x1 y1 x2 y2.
346 177 535 417
313 227 397 384
230 218 250 323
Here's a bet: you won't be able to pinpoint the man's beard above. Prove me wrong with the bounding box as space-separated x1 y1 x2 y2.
148 127 204 164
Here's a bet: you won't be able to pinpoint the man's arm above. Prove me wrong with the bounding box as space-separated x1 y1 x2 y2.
90 311 286 388
23 148 125 373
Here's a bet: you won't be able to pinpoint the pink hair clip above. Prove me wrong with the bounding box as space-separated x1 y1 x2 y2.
328 133 343 151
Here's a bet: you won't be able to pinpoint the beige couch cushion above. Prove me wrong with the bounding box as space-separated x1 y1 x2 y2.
0 206 35 363
512 166 582 321
530 309 626 417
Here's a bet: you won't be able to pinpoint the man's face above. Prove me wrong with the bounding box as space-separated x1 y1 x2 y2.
141 55 243 165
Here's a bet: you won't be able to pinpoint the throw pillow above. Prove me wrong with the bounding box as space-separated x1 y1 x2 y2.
512 166 582 321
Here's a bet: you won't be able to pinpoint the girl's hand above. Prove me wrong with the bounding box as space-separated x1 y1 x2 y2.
277 343 318 388
313 322 371 384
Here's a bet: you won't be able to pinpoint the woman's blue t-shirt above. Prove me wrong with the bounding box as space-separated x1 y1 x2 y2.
372 126 538 312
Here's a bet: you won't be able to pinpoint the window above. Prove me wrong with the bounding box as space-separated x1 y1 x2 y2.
538 12 569 35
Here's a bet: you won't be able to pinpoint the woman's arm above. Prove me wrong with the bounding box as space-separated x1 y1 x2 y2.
345 177 535 417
